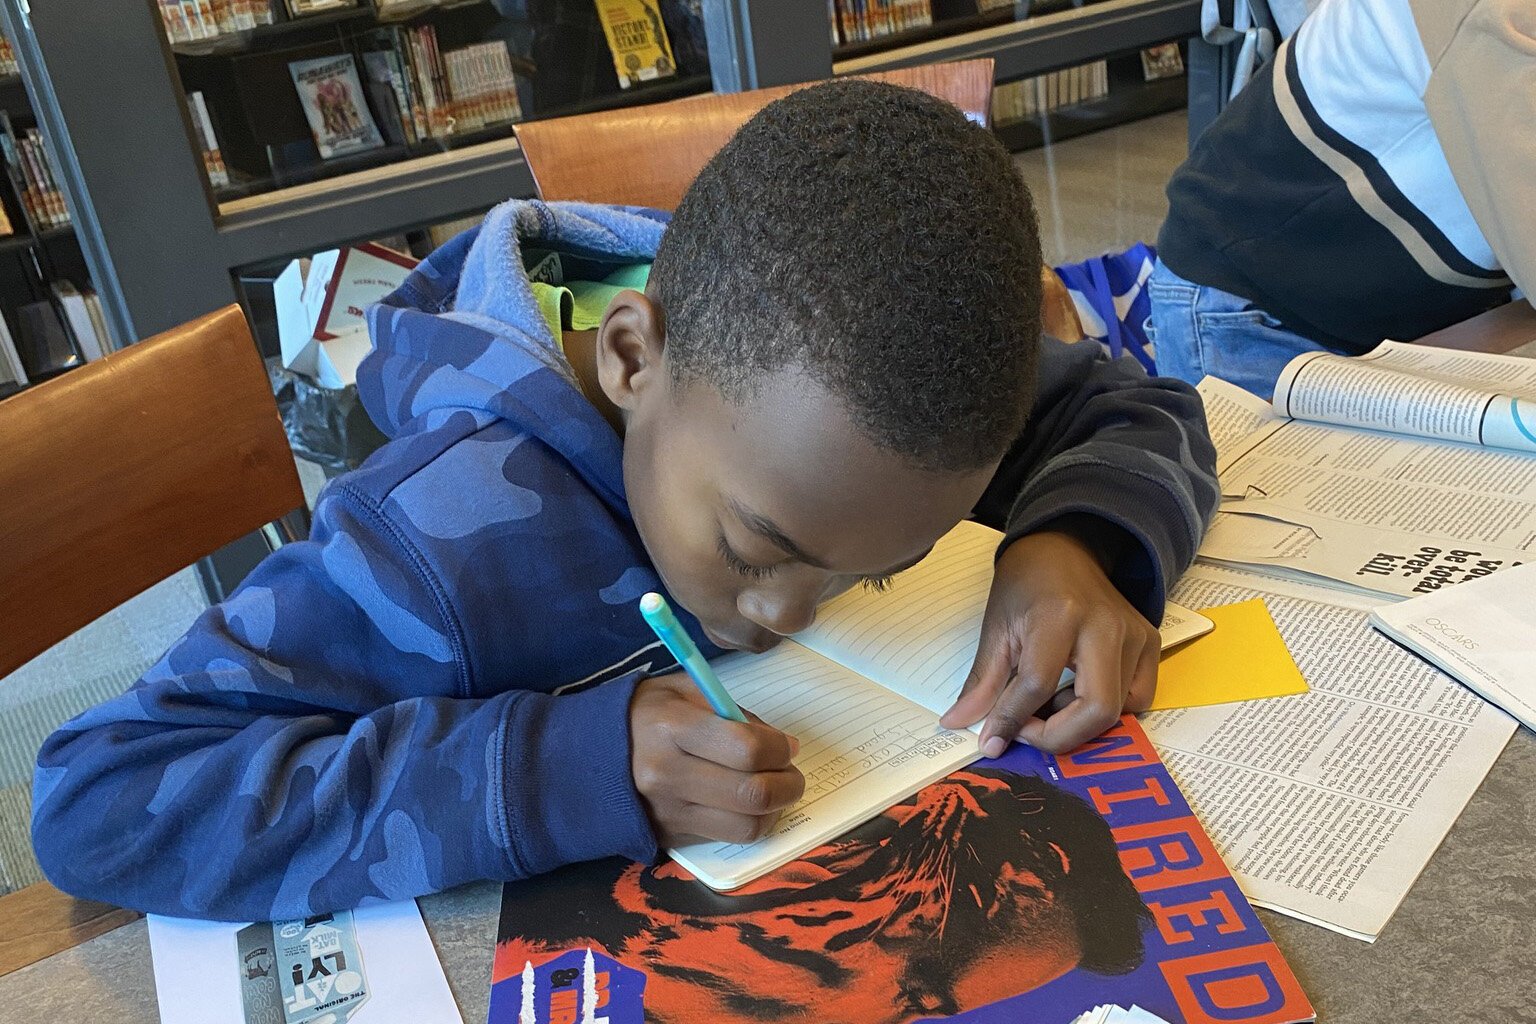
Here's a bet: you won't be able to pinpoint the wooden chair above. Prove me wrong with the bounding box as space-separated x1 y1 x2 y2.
0 304 304 977
514 60 1085 341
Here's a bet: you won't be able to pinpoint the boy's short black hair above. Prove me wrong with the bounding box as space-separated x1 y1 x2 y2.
649 78 1043 473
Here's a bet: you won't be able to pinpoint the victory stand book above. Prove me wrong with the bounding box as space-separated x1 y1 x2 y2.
488 719 1314 1024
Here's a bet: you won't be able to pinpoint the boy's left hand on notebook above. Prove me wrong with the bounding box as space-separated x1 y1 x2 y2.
938 528 1159 755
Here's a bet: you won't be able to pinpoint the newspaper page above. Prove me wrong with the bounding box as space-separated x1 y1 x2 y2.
1195 378 1536 598
1145 562 1516 941
1197 375 1283 456
1272 342 1536 454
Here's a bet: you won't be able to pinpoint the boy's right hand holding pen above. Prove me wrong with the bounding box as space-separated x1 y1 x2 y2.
629 673 804 846
631 592 803 846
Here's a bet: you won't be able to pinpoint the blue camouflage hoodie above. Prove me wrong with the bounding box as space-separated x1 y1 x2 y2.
32 200 1219 922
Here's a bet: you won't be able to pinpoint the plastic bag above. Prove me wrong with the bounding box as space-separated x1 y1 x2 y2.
1053 243 1159 373
267 358 388 476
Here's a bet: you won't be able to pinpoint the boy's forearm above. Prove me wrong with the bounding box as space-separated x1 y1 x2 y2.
32 640 655 921
30 490 660 920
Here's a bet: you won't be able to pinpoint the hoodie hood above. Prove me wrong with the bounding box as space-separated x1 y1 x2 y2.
358 199 669 441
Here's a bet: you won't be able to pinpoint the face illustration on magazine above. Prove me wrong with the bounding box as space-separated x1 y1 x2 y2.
489 719 1314 1024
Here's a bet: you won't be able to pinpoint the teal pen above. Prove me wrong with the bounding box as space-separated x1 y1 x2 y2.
638 592 750 724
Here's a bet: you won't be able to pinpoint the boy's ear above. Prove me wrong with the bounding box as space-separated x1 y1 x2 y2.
595 289 667 411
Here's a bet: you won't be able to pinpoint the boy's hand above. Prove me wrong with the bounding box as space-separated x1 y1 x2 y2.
939 529 1158 754
630 673 805 847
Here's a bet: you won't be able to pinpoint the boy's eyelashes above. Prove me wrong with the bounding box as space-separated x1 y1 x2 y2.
715 534 895 592
718 534 779 581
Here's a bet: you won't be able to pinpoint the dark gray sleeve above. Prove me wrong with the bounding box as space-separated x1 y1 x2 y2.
973 338 1220 621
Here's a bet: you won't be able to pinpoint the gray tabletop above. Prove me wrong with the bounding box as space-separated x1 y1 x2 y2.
3 731 1532 1024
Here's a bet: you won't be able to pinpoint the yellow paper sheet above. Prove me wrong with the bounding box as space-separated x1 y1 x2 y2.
1149 598 1308 710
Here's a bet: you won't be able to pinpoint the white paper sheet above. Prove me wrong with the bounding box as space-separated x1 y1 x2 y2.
148 899 461 1024
1370 561 1536 732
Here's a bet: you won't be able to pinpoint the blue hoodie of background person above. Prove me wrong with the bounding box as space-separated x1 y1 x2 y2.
31 200 1219 922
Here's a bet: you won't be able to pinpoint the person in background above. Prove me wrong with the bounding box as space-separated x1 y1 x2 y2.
1148 0 1533 399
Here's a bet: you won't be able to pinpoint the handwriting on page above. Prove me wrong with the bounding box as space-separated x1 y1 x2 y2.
713 645 968 861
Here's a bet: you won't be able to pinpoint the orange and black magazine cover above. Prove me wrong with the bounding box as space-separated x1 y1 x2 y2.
488 716 1314 1024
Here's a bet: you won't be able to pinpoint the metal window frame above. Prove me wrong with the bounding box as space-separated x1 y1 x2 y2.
704 0 831 92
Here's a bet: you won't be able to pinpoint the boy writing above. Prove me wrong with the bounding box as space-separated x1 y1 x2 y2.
33 81 1217 921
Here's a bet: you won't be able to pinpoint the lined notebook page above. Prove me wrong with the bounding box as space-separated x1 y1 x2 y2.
795 520 1213 715
667 642 978 890
796 519 999 717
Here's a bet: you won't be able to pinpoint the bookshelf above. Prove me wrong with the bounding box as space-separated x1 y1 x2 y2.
161 0 714 203
833 0 1200 155
0 24 112 399
991 42 1189 152
6 0 1205 348
168 7 378 58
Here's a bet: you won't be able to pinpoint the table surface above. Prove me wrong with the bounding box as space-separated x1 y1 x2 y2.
4 302 1535 1024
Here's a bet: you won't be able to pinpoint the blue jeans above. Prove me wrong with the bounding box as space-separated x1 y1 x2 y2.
1145 260 1329 400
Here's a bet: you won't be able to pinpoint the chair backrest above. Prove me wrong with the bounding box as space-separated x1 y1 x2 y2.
0 305 304 677
515 60 994 210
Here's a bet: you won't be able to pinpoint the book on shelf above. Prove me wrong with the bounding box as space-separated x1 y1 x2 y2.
284 0 359 18
594 0 677 89
50 280 110 362
157 0 275 45
362 27 524 144
1141 42 1186 81
829 0 934 46
186 91 231 189
489 717 1315 1023
0 313 28 394
14 299 81 379
361 50 415 146
0 26 20 77
381 23 452 139
441 42 524 132
289 53 386 159
994 59 1109 125
0 115 72 232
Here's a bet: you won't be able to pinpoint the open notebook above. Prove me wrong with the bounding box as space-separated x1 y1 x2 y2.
668 519 1210 890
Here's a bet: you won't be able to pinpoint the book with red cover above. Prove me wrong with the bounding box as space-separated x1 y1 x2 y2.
488 716 1314 1024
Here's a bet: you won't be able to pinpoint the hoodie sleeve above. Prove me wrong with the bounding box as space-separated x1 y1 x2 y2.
973 339 1220 621
31 483 657 922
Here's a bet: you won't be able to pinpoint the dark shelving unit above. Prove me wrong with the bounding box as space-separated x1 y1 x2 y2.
991 51 1187 152
170 6 378 57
